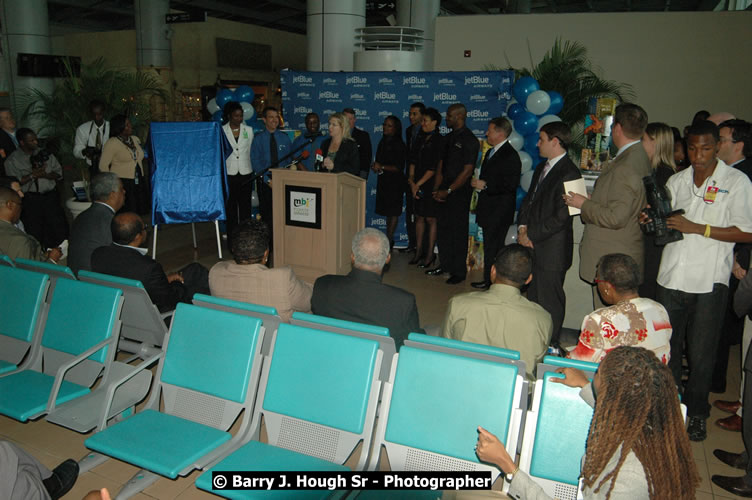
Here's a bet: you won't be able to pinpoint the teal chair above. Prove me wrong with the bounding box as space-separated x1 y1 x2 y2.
0 267 49 375
517 356 599 499
0 253 14 267
0 278 123 423
84 303 265 499
361 345 522 498
196 323 384 499
193 293 281 356
291 312 395 381
78 270 168 358
14 258 76 303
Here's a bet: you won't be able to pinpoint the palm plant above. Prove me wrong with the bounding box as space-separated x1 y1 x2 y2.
18 57 167 193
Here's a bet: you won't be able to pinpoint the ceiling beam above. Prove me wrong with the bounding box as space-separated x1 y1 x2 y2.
48 0 133 16
175 0 306 30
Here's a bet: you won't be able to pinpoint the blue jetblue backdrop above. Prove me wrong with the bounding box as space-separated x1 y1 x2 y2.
281 70 514 246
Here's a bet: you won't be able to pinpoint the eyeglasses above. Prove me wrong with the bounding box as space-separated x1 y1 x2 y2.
594 278 609 285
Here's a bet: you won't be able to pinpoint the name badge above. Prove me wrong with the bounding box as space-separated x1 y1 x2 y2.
243 130 248 139
704 186 719 203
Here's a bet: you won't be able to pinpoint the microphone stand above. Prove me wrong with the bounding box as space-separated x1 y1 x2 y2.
245 133 322 186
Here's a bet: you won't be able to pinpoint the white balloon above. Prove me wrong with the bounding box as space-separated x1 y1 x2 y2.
519 156 534 189
207 98 220 114
241 101 254 121
526 90 551 116
508 130 524 151
536 114 562 132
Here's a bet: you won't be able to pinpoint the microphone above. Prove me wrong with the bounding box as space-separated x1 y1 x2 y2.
314 148 324 172
287 149 310 168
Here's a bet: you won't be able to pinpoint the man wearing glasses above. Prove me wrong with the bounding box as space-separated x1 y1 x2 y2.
0 186 62 262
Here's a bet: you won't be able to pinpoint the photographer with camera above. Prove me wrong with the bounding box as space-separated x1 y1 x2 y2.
73 100 109 179
643 120 752 442
4 128 68 250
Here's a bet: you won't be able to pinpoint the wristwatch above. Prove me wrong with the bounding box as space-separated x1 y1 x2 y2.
447 187 453 195
505 465 519 483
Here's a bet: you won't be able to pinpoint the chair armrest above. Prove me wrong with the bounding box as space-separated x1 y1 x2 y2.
96 351 162 430
45 336 116 413
160 309 174 320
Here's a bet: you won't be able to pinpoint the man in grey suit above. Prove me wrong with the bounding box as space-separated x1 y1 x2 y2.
565 103 651 308
67 173 124 274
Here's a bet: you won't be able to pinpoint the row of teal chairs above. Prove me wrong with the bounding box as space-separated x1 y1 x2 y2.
0 260 598 500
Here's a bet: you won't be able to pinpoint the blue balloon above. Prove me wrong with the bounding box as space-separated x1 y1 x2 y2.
515 186 527 211
235 85 254 103
512 76 540 106
523 133 539 155
507 103 525 120
514 111 539 136
215 88 234 108
212 110 223 122
547 91 564 115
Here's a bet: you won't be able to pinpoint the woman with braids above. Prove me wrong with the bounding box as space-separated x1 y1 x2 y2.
474 346 699 499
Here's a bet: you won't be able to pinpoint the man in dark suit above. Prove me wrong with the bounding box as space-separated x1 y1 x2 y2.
0 108 18 176
400 102 426 254
91 212 209 312
518 121 582 347
471 117 521 289
311 227 424 349
343 108 372 180
67 173 124 274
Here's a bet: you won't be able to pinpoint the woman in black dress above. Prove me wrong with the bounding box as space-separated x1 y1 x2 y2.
407 107 444 267
639 121 676 300
372 115 407 247
321 112 360 175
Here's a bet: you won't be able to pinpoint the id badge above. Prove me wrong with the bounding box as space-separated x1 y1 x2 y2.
243 130 248 139
704 186 719 203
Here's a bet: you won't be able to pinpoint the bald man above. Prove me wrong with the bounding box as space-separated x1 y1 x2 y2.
709 112 736 126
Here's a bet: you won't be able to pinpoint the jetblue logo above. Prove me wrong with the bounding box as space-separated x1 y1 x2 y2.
438 78 454 86
465 76 490 85
402 110 409 118
434 92 457 101
375 91 396 100
323 77 337 84
372 217 386 225
294 106 312 114
403 76 426 85
472 128 486 135
408 94 423 101
467 109 490 119
470 94 487 101
346 76 367 85
378 110 391 117
319 91 340 99
373 125 383 133
293 75 312 84
378 78 394 85
282 90 288 97
323 109 336 115
296 91 310 98
440 125 450 134
350 93 365 100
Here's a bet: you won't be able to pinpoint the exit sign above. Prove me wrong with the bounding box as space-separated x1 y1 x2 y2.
165 11 207 24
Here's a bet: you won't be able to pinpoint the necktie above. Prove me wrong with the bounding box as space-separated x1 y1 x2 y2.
269 133 278 167
534 161 552 193
95 127 102 150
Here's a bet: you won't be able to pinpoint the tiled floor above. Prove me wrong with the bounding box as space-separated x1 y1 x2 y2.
1 221 749 499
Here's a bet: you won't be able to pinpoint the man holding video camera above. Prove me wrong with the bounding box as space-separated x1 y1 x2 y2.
73 100 109 179
649 120 752 442
4 128 68 249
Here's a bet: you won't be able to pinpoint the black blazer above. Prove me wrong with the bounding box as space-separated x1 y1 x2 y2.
351 127 373 174
311 268 424 349
321 138 360 176
517 155 582 271
475 141 521 228
91 244 185 312
0 130 17 175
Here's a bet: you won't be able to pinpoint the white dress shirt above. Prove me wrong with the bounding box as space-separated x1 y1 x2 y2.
73 120 110 165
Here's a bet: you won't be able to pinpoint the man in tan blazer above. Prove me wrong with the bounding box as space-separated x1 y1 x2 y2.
209 219 312 322
565 103 652 307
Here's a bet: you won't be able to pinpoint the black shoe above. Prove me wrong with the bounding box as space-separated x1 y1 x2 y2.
408 255 422 265
446 275 465 284
43 459 79 500
471 281 489 289
425 266 445 276
714 449 749 470
712 475 752 497
687 416 707 441
399 246 416 254
418 255 437 269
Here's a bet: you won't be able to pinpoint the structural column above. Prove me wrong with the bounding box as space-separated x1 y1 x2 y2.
396 0 439 70
134 0 171 68
307 0 366 71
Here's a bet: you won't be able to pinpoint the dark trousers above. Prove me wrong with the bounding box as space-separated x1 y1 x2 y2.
437 192 470 279
226 173 252 245
404 185 416 248
480 220 509 286
178 262 211 303
743 360 752 480
21 191 68 249
713 275 744 393
120 176 149 216
528 268 567 344
658 283 729 418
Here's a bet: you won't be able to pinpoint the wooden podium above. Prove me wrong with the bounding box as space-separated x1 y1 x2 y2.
271 170 365 283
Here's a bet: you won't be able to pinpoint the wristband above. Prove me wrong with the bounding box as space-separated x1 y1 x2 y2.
704 224 711 238
505 465 520 482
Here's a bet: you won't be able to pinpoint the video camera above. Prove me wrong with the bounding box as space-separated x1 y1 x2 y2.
641 174 684 246
30 149 51 168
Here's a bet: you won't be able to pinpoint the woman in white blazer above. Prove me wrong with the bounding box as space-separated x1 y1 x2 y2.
222 101 254 245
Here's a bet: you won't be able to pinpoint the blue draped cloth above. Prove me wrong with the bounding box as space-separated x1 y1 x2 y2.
150 122 232 225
